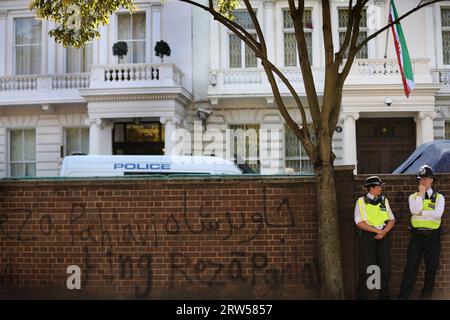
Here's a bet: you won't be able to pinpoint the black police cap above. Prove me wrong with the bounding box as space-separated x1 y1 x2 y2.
417 165 434 179
364 176 385 188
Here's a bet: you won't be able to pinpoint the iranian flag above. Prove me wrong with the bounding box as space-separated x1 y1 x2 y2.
389 0 415 97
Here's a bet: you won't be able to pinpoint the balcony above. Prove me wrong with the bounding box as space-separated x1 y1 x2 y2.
0 63 186 106
207 58 434 98
431 67 450 94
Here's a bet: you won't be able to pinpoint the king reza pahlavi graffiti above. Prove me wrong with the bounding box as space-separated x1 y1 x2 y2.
0 187 320 298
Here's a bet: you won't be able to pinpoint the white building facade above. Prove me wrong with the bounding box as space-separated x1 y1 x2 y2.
0 0 450 177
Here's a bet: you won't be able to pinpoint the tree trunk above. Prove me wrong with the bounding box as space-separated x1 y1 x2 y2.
315 163 345 299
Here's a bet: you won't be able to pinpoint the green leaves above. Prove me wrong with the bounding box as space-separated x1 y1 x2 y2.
216 0 240 20
30 0 136 48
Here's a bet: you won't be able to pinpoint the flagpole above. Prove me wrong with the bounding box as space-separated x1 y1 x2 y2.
384 1 390 74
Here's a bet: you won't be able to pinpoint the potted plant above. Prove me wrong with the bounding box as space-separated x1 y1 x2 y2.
112 41 128 62
154 40 171 63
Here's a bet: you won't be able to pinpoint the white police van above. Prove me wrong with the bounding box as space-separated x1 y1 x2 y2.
60 155 243 177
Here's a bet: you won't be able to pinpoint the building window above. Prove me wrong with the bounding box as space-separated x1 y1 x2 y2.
442 8 450 65
284 124 314 174
229 124 260 173
445 121 450 139
117 12 146 64
338 8 367 59
10 129 36 177
283 9 313 67
66 43 93 73
229 11 258 68
14 18 42 75
65 128 89 156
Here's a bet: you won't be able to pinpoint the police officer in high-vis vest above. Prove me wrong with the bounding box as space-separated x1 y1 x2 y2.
398 165 445 300
355 176 395 300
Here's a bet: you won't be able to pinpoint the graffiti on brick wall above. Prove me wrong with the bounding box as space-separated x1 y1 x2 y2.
0 187 320 297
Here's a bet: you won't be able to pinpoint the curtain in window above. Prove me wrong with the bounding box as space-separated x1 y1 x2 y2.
10 129 36 177
67 43 93 73
117 13 146 64
15 18 42 75
65 128 89 156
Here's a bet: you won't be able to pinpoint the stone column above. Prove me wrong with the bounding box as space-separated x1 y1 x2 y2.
263 0 276 62
419 111 437 144
161 116 183 156
0 10 7 76
85 118 113 155
152 2 162 64
342 112 359 172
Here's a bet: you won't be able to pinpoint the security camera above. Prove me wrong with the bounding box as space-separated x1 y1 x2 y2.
384 97 392 106
198 108 212 115
197 108 212 121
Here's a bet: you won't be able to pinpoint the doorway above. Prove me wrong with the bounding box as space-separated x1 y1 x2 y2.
113 122 165 155
356 118 416 174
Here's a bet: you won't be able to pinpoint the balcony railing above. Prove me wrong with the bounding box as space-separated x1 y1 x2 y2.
0 63 186 104
90 63 184 88
0 73 90 92
208 58 433 96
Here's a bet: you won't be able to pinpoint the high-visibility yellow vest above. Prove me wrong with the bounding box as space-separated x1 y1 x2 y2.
411 191 443 230
357 196 390 228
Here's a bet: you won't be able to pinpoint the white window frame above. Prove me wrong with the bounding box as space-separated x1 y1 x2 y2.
220 3 263 69
115 11 147 64
283 123 314 175
336 7 369 59
275 1 320 68
63 127 89 157
436 3 450 67
8 128 36 177
281 7 314 67
12 16 43 75
226 10 259 69
331 3 378 61
228 123 261 173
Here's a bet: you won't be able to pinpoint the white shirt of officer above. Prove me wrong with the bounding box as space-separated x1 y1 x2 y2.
354 193 395 229
409 188 445 221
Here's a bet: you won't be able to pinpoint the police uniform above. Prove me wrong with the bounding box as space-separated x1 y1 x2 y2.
355 176 395 300
399 165 445 300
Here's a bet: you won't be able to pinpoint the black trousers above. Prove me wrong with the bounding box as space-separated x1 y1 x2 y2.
356 230 391 300
398 231 441 300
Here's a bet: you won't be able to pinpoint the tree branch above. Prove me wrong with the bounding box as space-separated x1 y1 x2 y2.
335 0 354 62
322 0 334 66
287 0 321 134
242 0 266 53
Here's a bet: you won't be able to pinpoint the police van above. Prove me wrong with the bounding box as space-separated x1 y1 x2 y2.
59 155 243 177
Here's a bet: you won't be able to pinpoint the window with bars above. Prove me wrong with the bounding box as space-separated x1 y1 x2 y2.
284 124 315 174
65 127 89 156
9 129 36 177
445 121 450 139
117 12 146 64
14 18 42 75
442 8 450 65
229 11 258 68
229 124 260 173
338 8 368 59
66 43 93 73
283 9 313 67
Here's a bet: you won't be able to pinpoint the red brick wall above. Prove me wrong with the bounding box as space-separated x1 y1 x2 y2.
0 172 356 299
0 169 448 299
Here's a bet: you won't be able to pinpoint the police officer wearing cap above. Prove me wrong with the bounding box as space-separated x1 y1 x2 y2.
398 165 445 300
355 176 395 300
